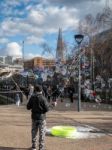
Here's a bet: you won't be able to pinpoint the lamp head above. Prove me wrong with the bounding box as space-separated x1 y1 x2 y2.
74 34 84 45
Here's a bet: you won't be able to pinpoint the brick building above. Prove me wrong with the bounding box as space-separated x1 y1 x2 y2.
24 57 55 69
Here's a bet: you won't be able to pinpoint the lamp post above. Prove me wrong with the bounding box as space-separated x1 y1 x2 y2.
22 41 24 70
74 34 84 112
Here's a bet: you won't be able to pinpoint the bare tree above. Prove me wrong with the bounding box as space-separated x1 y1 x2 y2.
40 43 55 58
78 3 112 90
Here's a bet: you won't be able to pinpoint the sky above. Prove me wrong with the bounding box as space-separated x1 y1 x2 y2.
0 0 110 60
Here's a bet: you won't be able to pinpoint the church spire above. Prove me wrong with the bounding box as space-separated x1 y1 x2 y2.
56 28 64 61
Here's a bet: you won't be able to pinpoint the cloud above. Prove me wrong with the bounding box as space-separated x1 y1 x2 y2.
0 0 42 19
5 42 22 57
25 52 41 60
26 36 45 44
0 38 9 44
28 10 45 25
0 4 79 47
1 0 109 38
0 5 79 37
0 18 43 37
40 6 78 31
45 0 111 17
0 0 21 18
0 0 112 53
46 0 102 7
25 52 54 60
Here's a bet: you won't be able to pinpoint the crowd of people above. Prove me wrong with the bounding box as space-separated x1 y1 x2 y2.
17 70 103 107
26 77 75 104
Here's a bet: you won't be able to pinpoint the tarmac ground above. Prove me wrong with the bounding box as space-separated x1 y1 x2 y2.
0 100 112 150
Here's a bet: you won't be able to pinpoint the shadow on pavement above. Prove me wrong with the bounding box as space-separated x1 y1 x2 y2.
0 147 30 150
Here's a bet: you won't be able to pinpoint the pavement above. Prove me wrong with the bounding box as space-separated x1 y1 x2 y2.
0 100 112 150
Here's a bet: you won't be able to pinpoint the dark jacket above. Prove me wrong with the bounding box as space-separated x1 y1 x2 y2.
27 93 49 120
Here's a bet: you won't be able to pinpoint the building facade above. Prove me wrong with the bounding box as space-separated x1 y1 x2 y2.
24 57 55 69
0 56 5 64
13 58 23 66
0 56 13 65
5 56 13 65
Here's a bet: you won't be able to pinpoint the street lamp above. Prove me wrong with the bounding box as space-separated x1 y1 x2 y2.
74 34 84 112
22 41 24 70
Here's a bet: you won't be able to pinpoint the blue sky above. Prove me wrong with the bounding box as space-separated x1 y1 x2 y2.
0 0 109 59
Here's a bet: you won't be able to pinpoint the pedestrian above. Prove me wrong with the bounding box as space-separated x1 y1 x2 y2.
27 85 56 150
68 84 74 103
46 86 52 103
51 85 59 102
15 93 20 107
95 95 102 105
